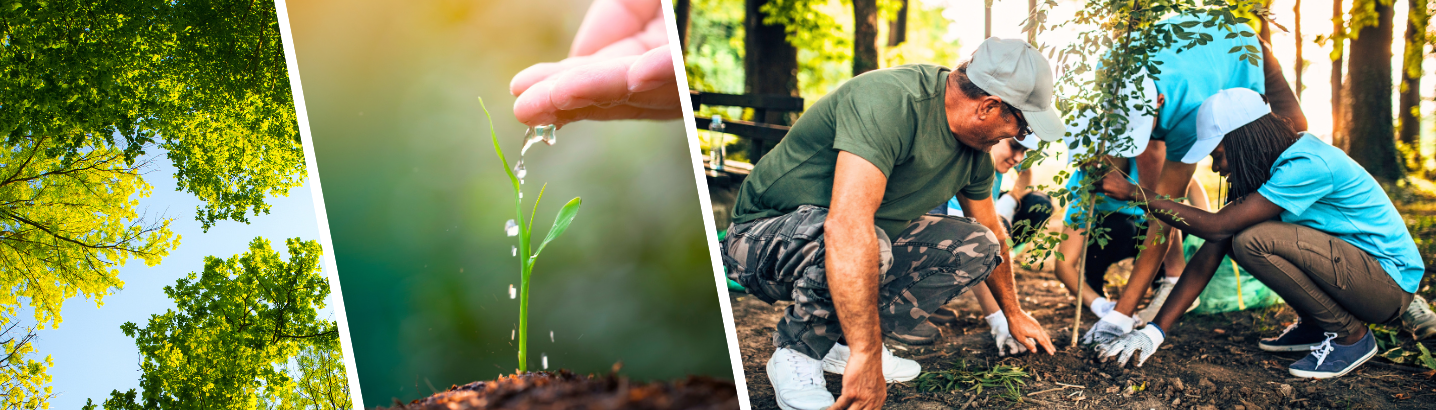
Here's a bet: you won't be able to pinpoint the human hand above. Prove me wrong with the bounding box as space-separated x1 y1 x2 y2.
831 348 887 410
1097 169 1138 201
1081 311 1136 345
1004 309 1057 355
509 0 680 127
985 311 1028 356
1096 325 1165 367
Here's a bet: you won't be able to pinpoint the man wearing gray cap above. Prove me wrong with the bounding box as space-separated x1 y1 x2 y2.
720 37 1061 410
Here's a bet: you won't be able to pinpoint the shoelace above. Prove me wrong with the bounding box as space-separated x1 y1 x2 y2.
787 353 822 387
1271 321 1302 340
1309 332 1339 368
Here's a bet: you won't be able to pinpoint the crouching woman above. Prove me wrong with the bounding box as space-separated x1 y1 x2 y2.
1093 88 1426 379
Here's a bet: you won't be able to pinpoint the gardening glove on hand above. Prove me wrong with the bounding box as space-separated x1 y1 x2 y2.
1095 324 1165 367
1081 311 1136 345
995 193 1019 221
1089 297 1117 317
986 311 1029 356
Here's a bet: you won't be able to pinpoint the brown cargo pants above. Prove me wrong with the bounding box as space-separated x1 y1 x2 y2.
1231 221 1413 336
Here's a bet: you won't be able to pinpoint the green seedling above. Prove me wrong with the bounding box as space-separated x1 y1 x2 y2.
480 97 582 372
915 360 1030 402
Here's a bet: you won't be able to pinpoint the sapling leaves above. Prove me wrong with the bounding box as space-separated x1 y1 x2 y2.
534 198 582 261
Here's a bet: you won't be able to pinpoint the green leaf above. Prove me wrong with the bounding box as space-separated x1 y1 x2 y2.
480 98 521 195
533 197 582 259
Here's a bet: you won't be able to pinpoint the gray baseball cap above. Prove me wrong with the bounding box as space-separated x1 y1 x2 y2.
967 37 1065 142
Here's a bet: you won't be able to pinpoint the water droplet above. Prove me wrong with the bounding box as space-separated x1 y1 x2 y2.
509 284 516 299
519 191 523 199
539 124 557 145
511 329 515 340
521 127 545 156
513 160 527 180
511 246 517 257
550 330 554 342
505 219 518 236
542 354 548 370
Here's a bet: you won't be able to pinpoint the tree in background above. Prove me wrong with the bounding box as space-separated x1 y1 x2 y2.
854 0 880 75
1341 0 1405 182
0 316 52 410
96 238 347 410
1398 0 1429 172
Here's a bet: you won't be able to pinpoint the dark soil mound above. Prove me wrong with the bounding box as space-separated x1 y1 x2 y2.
381 370 738 410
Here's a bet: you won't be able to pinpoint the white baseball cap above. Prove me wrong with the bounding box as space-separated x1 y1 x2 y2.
1184 88 1270 164
1061 76 1159 163
967 37 1065 142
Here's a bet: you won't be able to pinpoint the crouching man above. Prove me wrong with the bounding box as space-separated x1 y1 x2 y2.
720 38 1059 410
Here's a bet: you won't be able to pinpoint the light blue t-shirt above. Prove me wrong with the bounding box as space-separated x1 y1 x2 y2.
1062 157 1145 226
1257 133 1426 293
946 172 1004 213
1150 15 1266 162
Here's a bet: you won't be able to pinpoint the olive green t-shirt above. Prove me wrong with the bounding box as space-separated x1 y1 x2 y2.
730 64 997 240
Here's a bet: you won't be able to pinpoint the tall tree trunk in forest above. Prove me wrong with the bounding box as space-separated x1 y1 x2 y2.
889 0 909 47
676 0 691 52
1259 0 1272 45
1398 0 1427 169
1342 0 1405 182
1295 0 1304 98
854 0 879 75
744 0 799 121
1331 0 1346 146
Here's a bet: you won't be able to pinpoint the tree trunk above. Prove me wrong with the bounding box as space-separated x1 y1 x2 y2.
676 0 691 52
1294 0 1303 98
888 0 909 47
853 0 879 75
1398 0 1426 168
745 0 799 100
1331 0 1345 147
1342 0 1404 182
985 1 992 38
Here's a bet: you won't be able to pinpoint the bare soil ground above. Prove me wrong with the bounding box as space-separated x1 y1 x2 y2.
730 263 1436 410
380 370 738 409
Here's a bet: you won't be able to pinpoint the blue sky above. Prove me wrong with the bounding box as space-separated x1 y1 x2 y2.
20 151 329 409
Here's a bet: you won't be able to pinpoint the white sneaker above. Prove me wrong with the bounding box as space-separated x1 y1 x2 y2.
1136 278 1199 323
768 348 835 410
821 343 921 382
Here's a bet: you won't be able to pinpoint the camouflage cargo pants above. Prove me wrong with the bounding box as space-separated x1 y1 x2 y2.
722 205 1002 360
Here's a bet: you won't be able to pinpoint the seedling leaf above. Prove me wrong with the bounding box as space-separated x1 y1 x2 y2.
480 98 521 194
534 197 582 258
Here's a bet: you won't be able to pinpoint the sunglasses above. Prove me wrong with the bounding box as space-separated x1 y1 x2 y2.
999 101 1033 139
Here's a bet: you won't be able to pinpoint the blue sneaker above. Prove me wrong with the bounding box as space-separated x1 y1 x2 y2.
1258 321 1326 352
1288 330 1377 379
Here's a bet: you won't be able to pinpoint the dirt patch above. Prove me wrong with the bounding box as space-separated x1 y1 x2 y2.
730 264 1436 409
381 370 738 409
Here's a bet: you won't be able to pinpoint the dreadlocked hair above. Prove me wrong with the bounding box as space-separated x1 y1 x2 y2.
1221 113 1299 204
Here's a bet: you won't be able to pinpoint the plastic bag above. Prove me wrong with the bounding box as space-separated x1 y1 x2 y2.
1184 235 1284 314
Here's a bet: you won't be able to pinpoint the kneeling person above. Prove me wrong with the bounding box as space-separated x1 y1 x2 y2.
1094 88 1426 379
721 38 1059 410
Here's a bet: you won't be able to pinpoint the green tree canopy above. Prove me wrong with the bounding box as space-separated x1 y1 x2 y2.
0 0 305 232
98 237 347 410
0 316 53 410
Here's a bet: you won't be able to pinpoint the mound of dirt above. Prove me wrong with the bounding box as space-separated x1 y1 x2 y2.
380 370 738 410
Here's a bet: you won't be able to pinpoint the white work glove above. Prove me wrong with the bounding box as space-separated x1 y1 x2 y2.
1081 311 1136 345
1096 324 1165 367
985 311 1028 356
995 193 1019 221
1090 297 1116 317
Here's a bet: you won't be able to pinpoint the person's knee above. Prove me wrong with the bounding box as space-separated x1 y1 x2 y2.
1231 221 1283 266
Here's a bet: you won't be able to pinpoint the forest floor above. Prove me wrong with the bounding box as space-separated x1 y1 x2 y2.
729 259 1436 410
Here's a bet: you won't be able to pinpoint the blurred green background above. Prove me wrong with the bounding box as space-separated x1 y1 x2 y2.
285 0 732 404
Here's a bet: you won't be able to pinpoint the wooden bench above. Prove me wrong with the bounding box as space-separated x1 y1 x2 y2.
691 90 804 229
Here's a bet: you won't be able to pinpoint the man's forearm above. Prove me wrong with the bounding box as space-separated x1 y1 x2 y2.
825 214 882 356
